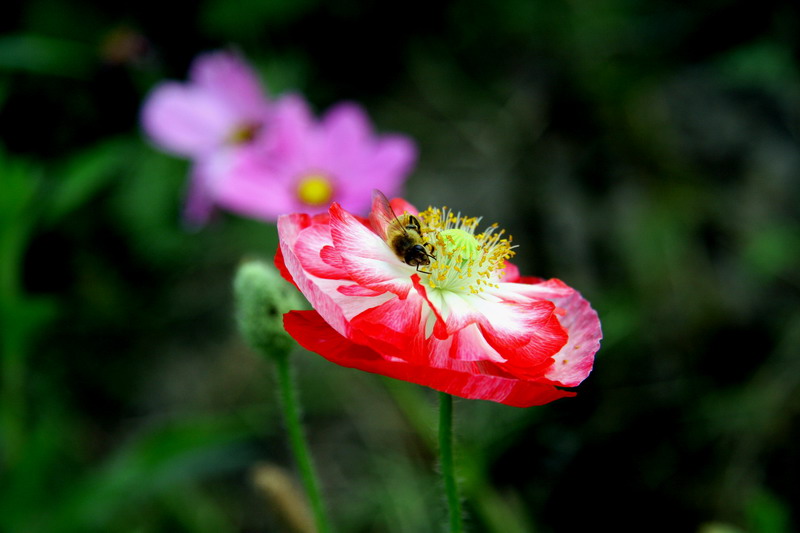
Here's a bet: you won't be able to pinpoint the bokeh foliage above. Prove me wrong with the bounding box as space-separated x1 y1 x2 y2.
1 0 799 531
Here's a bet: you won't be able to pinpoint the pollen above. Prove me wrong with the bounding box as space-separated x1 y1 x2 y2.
417 205 517 295
296 173 335 206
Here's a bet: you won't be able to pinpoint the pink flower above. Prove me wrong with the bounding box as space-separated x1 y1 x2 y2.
276 192 602 407
142 50 271 157
141 51 416 225
210 95 416 221
141 50 273 224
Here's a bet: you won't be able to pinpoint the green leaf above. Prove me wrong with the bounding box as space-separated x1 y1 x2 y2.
0 147 42 302
0 146 40 221
0 34 94 78
200 0 317 40
44 416 253 532
715 40 800 91
45 138 133 225
748 488 791 533
741 223 800 280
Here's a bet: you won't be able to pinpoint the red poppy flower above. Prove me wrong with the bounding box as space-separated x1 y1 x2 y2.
276 192 602 407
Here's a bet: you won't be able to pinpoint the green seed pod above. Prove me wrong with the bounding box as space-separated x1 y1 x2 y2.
234 259 304 360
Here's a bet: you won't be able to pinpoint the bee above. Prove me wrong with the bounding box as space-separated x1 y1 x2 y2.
370 190 436 274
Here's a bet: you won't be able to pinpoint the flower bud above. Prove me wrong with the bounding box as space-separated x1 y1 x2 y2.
234 259 304 360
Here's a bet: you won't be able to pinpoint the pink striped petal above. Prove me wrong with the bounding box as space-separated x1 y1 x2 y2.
286 310 576 407
278 213 350 336
497 278 601 385
329 203 414 298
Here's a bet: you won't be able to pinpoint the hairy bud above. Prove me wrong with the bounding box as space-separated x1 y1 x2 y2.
234 259 303 360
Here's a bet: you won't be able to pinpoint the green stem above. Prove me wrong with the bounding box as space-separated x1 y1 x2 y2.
274 354 333 533
439 392 463 533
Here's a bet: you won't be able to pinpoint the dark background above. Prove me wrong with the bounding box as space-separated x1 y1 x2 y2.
1 0 799 531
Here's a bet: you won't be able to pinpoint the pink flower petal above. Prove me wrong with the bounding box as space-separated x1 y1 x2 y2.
267 94 316 160
539 283 602 387
329 203 414 298
294 224 343 279
278 213 350 336
414 279 568 368
141 83 235 156
363 136 417 195
189 50 271 120
338 284 386 297
285 310 576 407
182 162 216 226
278 212 395 335
390 197 419 216
210 153 296 221
319 102 371 167
497 278 601 385
426 323 508 365
500 261 521 282
349 293 425 360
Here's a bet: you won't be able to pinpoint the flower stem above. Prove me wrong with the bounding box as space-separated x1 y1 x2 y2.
439 392 464 533
274 354 333 533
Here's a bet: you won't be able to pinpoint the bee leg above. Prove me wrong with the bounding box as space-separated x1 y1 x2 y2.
424 242 436 259
415 265 432 275
407 215 422 233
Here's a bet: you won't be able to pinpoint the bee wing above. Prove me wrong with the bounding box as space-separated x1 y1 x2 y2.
369 189 401 239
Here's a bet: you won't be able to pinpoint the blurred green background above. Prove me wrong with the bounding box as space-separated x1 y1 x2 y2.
2 0 800 531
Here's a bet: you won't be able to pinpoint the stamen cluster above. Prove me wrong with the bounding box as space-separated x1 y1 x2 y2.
418 206 516 294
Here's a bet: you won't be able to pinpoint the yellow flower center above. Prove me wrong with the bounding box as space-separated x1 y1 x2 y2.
297 174 335 206
417 206 516 295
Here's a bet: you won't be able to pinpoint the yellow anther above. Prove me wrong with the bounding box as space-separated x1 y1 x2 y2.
418 204 516 296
